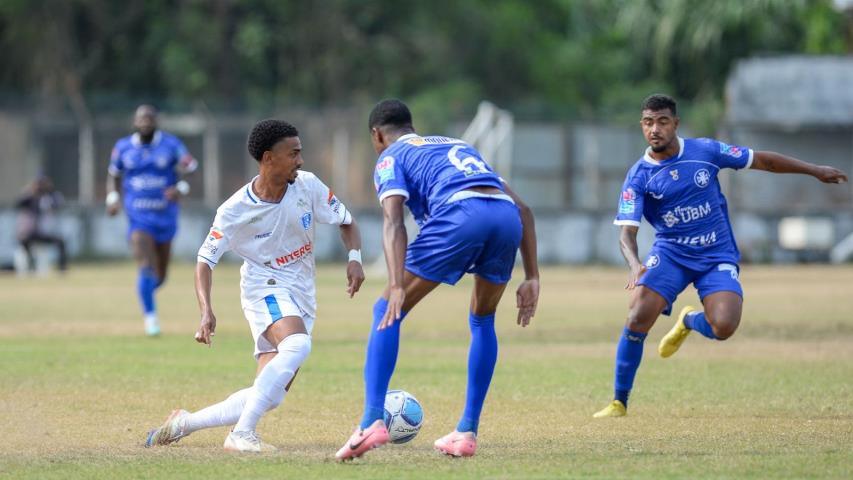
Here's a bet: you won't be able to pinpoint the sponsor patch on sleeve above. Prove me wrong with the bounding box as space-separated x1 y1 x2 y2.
207 228 223 241
619 188 636 214
376 155 396 184
719 142 743 158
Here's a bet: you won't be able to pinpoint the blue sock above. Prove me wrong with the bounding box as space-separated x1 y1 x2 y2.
683 311 718 339
614 327 647 407
360 298 407 429
137 267 158 315
457 312 498 434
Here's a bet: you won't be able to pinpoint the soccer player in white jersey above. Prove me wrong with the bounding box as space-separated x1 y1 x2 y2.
593 94 848 418
144 119 365 452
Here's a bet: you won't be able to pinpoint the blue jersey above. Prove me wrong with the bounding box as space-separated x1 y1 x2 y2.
373 133 504 225
614 137 754 268
109 131 193 227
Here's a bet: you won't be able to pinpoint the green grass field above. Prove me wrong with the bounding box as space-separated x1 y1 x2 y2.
1 262 851 479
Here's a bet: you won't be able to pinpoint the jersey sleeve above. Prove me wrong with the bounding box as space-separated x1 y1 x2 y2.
707 138 754 170
174 138 198 173
197 209 234 268
613 169 645 227
373 153 409 203
308 174 352 225
108 144 124 176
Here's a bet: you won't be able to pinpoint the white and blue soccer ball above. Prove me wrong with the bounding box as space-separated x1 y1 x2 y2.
384 389 424 444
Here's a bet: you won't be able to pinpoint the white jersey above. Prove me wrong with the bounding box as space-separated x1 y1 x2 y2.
197 171 351 319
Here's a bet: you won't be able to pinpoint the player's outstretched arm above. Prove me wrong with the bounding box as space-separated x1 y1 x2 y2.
194 262 217 347
338 218 365 298
620 225 645 290
378 195 408 330
502 182 539 327
752 151 848 184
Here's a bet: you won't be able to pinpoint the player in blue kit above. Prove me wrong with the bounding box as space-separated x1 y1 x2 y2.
593 94 848 418
336 99 540 460
106 105 198 336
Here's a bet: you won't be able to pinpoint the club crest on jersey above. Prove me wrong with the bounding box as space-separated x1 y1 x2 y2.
301 212 312 231
645 254 660 269
376 156 395 183
694 169 711 188
155 155 170 168
719 142 743 158
619 188 636 214
669 169 679 180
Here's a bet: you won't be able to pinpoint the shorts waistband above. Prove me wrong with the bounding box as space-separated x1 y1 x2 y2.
446 190 514 205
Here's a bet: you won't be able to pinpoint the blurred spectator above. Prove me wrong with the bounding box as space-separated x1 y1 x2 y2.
15 175 67 272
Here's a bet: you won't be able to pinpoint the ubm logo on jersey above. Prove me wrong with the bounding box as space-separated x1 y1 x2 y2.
661 202 711 228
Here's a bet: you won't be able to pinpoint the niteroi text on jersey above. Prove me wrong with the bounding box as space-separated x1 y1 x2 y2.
271 242 313 267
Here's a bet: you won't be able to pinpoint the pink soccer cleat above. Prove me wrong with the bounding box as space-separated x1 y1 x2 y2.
335 419 390 461
434 430 477 457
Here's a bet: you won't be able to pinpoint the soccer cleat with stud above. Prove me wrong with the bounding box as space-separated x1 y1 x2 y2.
223 430 277 452
335 419 390 461
145 409 189 447
434 430 477 457
658 306 696 358
592 400 627 418
144 313 161 337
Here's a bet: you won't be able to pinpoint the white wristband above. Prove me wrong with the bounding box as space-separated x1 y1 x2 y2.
176 180 191 196
347 249 362 264
106 191 120 207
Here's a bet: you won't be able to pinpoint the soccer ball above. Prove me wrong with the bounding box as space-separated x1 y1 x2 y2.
383 390 424 444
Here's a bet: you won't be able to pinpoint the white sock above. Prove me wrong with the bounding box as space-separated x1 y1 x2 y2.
233 333 311 433
183 387 252 434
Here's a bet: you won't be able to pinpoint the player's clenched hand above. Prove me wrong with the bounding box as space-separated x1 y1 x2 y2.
106 203 121 216
164 186 180 201
814 166 848 184
379 287 405 330
195 310 217 347
626 263 646 290
346 261 365 298
516 278 539 327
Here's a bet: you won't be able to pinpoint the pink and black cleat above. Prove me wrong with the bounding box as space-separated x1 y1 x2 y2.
434 430 477 457
335 419 390 461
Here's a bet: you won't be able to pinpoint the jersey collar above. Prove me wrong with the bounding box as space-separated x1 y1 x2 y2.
642 136 684 166
394 133 419 143
131 130 162 147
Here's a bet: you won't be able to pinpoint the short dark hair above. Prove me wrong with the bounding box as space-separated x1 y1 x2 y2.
642 94 677 116
368 99 413 131
247 119 299 161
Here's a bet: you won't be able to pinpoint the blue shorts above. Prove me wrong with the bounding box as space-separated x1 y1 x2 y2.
406 197 522 285
639 246 743 316
128 219 177 244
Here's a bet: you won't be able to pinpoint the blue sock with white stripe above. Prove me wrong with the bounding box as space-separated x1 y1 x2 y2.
137 267 158 315
360 297 407 429
457 312 498 434
683 311 718 339
614 327 647 407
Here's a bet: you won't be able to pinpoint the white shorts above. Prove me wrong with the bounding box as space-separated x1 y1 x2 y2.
242 293 315 359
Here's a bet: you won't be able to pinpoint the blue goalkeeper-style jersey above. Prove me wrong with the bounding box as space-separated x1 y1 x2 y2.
373 133 505 225
614 137 754 268
109 131 192 227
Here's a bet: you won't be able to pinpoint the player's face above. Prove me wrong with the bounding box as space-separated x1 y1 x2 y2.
641 109 678 153
134 111 157 137
268 136 304 185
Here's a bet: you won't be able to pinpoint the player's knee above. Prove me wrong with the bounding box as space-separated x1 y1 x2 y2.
707 314 739 340
625 311 654 333
280 332 312 364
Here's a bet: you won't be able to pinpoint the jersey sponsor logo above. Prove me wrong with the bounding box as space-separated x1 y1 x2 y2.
376 156 395 184
327 191 342 214
661 201 712 228
202 240 218 255
248 216 263 224
130 198 168 210
274 241 313 266
255 231 272 239
650 192 664 200
645 254 660 269
406 136 465 146
208 228 223 241
719 142 743 158
619 188 636 214
128 174 169 191
297 198 309 209
673 230 717 246
669 169 679 180
694 169 711 188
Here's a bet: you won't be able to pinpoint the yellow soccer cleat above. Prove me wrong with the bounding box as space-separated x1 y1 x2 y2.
592 400 627 418
658 306 696 358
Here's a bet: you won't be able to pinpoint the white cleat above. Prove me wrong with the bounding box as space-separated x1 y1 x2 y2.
145 313 161 337
145 409 189 447
224 430 278 453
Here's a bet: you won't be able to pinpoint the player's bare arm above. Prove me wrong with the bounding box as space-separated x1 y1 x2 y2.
105 173 122 216
502 181 540 327
619 225 645 290
751 151 848 184
379 194 408 330
193 262 217 346
338 219 365 298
